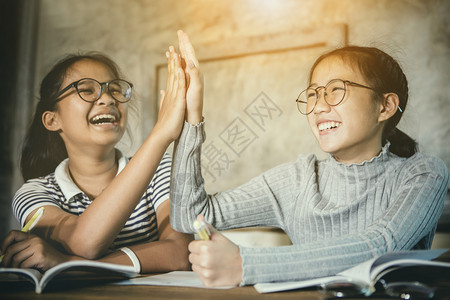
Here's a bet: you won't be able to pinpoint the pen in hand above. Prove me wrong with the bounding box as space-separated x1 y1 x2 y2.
0 207 45 263
193 219 211 241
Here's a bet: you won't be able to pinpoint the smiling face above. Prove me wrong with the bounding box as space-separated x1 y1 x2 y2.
43 59 128 156
307 56 385 164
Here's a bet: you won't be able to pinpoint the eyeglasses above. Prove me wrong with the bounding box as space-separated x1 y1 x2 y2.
319 279 435 299
56 78 133 103
296 79 378 115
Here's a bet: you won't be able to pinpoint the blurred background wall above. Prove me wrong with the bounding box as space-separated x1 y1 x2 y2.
1 0 449 247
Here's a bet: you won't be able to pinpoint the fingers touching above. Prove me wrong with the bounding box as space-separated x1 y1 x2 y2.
177 30 199 68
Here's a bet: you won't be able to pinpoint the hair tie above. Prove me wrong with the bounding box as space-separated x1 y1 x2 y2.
120 247 141 273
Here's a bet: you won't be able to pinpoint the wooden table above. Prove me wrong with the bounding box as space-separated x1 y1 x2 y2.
2 280 450 300
2 264 450 300
0 280 323 300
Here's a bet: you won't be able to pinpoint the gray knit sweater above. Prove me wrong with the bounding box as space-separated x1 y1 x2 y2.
170 121 449 285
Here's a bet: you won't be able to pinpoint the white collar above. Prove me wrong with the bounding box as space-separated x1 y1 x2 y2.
54 150 128 202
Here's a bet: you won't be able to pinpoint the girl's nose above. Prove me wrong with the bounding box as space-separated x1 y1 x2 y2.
313 90 331 114
96 90 117 106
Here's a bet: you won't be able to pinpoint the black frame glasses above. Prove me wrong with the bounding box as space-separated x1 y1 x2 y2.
56 78 133 103
296 79 378 115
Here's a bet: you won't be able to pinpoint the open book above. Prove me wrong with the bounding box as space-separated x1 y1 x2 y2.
254 248 450 294
0 260 137 294
113 271 234 289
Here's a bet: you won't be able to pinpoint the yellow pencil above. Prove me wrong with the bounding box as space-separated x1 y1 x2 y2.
0 207 45 263
21 207 45 232
193 220 211 241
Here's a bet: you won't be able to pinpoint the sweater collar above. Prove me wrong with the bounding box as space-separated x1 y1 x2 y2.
328 141 392 167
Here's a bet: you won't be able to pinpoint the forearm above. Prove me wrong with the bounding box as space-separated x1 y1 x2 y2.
50 133 166 259
240 222 400 284
171 121 291 233
170 121 207 233
37 130 172 259
241 168 449 285
130 236 192 273
73 130 170 253
241 218 439 285
61 234 192 275
170 121 258 232
240 237 377 284
95 233 192 273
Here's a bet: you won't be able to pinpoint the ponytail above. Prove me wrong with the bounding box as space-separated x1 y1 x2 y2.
311 46 418 157
20 102 67 181
383 128 418 158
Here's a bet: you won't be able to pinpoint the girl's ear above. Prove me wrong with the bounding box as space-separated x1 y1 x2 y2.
378 93 400 122
42 111 61 131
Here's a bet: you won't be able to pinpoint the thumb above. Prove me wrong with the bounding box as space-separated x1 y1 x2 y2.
196 214 219 238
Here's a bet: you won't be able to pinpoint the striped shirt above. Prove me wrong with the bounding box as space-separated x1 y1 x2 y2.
171 121 449 285
13 151 171 250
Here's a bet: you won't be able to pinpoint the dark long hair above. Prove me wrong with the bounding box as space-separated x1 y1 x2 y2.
21 52 123 181
309 46 418 158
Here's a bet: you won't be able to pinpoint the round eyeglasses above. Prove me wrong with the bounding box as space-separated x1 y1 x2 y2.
295 79 378 115
56 78 133 103
319 278 435 299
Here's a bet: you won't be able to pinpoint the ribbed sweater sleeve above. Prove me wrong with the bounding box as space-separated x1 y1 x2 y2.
170 121 449 284
170 121 294 232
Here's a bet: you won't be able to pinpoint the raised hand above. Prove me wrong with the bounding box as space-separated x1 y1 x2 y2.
177 30 203 125
154 45 187 143
188 215 243 287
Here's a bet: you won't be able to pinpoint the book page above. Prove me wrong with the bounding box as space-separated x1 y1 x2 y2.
254 249 450 294
0 267 42 288
113 271 233 289
369 248 448 282
254 275 344 293
371 249 447 270
336 258 377 286
37 261 137 294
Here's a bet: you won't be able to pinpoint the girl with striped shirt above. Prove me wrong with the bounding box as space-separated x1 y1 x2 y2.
1 46 192 273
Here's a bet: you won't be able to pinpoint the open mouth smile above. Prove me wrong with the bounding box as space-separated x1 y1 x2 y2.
318 121 341 132
89 114 118 126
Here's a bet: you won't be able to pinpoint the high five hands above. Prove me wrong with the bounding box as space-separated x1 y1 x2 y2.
156 30 204 145
160 32 242 287
177 30 203 125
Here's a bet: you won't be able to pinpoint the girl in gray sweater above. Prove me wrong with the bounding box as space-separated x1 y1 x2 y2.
170 31 449 287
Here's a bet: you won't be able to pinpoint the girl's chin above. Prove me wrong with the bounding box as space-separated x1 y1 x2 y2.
318 143 342 155
316 137 339 150
91 133 125 146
